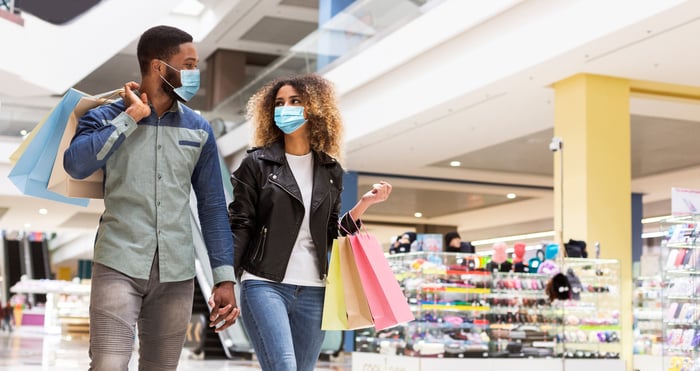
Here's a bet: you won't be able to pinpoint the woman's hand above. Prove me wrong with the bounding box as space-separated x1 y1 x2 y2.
360 181 392 205
348 181 392 222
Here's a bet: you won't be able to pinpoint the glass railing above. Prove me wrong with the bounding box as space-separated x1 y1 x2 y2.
209 0 444 126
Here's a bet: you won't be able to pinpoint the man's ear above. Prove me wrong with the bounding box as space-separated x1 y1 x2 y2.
151 59 163 75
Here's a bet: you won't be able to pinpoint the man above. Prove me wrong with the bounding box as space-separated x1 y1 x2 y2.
444 231 475 253
64 25 238 370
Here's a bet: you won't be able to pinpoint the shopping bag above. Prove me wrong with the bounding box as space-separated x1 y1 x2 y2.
321 240 346 330
8 89 90 206
8 88 97 207
349 232 415 331
338 236 373 329
321 238 373 330
8 106 56 165
46 89 119 199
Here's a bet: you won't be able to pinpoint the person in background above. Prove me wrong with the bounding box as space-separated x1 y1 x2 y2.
1 302 13 332
228 73 392 371
444 231 475 253
390 231 416 254
63 25 238 370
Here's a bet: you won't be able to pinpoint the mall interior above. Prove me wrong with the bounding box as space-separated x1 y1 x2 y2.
1 0 700 370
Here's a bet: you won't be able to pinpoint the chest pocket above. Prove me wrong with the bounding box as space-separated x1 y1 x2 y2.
168 128 207 176
179 140 201 148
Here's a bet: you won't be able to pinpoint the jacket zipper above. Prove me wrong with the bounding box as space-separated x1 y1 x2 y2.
269 177 303 204
254 226 267 263
321 203 333 282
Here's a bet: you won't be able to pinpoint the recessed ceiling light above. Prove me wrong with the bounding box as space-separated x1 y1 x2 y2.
506 193 517 199
449 161 461 167
20 129 28 136
414 212 423 218
171 0 205 16
24 223 31 229
38 208 48 215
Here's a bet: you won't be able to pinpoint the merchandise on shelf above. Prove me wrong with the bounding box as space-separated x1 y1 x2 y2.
556 258 622 359
661 216 700 369
633 276 663 356
10 278 91 335
354 252 622 360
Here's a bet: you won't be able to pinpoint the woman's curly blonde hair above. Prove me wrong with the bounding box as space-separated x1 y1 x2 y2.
247 73 344 163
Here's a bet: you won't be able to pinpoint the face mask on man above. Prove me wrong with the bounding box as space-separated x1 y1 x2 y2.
158 60 200 102
274 106 307 134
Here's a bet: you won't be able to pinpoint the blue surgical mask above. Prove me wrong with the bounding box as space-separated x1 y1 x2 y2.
159 60 200 102
274 106 306 134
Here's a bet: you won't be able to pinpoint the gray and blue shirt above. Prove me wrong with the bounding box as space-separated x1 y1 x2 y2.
64 99 234 284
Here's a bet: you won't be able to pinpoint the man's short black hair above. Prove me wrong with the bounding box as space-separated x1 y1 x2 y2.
137 25 193 74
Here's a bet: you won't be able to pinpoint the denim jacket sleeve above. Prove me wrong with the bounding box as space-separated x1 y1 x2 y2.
191 124 235 285
64 104 137 179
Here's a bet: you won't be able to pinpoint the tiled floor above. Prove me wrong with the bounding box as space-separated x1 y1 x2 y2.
0 326 352 370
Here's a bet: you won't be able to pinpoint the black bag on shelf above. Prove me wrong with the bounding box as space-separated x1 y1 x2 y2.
565 239 588 258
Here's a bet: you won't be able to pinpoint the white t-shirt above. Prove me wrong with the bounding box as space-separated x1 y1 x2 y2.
241 151 324 286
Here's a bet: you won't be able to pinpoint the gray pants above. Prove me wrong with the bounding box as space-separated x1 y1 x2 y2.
88 255 194 371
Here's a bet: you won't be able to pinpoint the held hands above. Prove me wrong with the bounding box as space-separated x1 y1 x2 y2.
207 281 241 333
120 81 151 122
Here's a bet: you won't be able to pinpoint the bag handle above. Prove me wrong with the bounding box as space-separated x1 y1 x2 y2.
93 88 124 104
338 213 366 236
337 220 351 235
349 213 370 237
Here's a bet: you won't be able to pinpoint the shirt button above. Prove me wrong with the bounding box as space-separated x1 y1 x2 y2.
157 144 162 150
330 179 333 184
157 201 161 206
158 174 162 180
272 175 277 180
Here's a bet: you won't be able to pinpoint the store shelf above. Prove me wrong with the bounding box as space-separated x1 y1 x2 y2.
661 216 700 369
355 252 622 361
10 278 91 335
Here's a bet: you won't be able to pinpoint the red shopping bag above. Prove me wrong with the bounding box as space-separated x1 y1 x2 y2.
348 232 414 331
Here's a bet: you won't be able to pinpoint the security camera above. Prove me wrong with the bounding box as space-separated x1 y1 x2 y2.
549 137 562 152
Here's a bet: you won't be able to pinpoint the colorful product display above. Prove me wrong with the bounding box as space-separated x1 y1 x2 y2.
662 218 700 368
354 252 621 359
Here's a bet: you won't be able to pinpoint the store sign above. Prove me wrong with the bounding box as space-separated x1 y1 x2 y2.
671 187 700 215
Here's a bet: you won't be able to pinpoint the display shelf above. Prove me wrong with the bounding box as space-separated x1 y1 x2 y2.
356 252 622 361
633 276 662 357
10 278 91 335
557 258 622 359
661 215 700 370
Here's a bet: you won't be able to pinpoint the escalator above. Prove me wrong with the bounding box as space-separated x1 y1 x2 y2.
188 191 255 359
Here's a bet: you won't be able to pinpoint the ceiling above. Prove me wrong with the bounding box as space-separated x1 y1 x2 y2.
1 0 700 266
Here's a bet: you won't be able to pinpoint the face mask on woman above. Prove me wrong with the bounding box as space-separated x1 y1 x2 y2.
274 106 306 134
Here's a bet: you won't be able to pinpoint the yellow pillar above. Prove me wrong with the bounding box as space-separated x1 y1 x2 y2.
553 74 632 369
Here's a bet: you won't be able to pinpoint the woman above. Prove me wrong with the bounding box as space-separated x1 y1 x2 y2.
228 73 392 371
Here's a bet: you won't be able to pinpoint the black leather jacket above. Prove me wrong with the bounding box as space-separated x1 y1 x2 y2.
228 141 359 282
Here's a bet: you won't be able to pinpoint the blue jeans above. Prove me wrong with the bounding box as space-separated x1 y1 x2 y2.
240 280 326 371
88 258 194 371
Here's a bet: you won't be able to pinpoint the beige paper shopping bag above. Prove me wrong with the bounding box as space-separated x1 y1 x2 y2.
47 89 121 199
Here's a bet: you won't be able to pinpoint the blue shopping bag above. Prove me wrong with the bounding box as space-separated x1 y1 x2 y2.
7 88 91 207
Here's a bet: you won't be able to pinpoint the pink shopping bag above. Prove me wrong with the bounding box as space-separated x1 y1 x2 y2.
348 232 414 331
321 238 373 330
